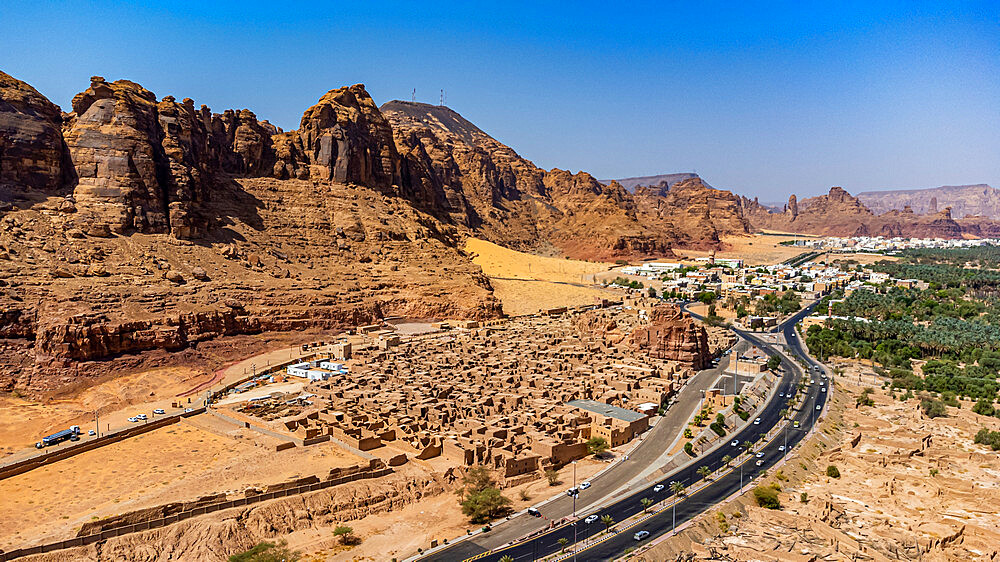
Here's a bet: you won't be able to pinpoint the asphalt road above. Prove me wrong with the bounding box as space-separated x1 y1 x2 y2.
421 335 752 561
424 303 827 562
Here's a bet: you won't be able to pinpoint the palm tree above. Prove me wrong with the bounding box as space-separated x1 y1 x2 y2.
669 481 686 532
722 454 732 466
499 556 514 562
640 497 653 513
670 481 685 496
742 440 753 453
780 408 789 419
557 538 568 553
697 465 712 480
600 514 614 532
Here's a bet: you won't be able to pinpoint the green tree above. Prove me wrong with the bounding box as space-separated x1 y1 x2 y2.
752 485 781 509
921 397 947 418
333 525 356 545
826 465 841 478
647 287 658 298
545 468 560 486
600 514 615 531
640 497 654 512
557 538 569 552
670 481 686 496
228 540 300 562
766 355 782 371
499 556 515 562
684 442 695 456
458 466 513 523
972 399 996 417
697 465 712 480
586 436 610 456
722 454 732 466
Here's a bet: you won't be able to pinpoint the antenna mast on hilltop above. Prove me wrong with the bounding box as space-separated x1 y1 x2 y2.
411 88 416 102
440 89 444 106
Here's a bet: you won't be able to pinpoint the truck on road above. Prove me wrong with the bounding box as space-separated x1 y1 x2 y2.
35 426 81 449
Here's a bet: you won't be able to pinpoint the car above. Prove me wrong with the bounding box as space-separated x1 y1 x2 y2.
816 405 822 410
128 417 138 423
778 445 785 451
585 514 599 524
153 408 165 415
779 393 784 398
731 440 739 447
184 407 194 413
820 387 826 392
793 421 800 428
653 484 665 492
755 460 764 466
580 481 591 490
756 452 764 458
753 417 761 425
566 487 579 497
633 530 650 541
527 507 541 517
88 429 96 436
137 414 147 420
811 379 816 384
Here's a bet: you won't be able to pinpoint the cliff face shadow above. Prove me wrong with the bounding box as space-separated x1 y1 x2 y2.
199 176 265 245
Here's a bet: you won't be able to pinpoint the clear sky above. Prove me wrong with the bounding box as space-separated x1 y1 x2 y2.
1 1 997 199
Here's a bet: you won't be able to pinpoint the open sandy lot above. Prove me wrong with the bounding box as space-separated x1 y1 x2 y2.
675 234 809 266
0 419 362 550
465 238 617 315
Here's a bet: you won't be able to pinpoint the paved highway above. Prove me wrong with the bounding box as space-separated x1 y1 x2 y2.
421 302 827 562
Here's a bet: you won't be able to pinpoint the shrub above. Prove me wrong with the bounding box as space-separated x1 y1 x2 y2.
228 540 300 562
826 465 841 478
974 427 1000 451
586 436 610 456
800 492 809 503
752 486 781 509
545 468 560 486
921 397 947 418
710 422 726 437
684 442 695 456
972 399 996 417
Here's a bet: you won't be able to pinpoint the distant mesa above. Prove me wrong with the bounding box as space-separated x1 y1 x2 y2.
600 173 706 193
856 184 1000 219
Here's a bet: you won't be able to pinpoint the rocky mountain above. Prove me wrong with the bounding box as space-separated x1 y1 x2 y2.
857 184 1000 219
600 173 703 193
382 101 750 260
741 186 969 238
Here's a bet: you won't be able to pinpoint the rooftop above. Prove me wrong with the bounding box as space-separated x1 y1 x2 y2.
566 399 646 423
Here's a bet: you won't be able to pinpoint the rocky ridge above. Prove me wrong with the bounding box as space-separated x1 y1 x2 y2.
628 304 711 370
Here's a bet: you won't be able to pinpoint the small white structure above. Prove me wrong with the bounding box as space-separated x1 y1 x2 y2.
287 360 347 381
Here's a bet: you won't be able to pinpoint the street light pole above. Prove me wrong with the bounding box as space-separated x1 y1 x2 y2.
572 461 578 562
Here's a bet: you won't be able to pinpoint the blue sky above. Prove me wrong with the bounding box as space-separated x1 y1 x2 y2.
2 1 997 199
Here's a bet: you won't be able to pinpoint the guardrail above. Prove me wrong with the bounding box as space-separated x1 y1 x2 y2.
0 467 393 561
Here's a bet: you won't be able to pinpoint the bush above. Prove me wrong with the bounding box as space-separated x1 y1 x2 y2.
826 465 841 478
974 427 1000 451
752 486 781 509
684 442 695 456
229 540 300 562
710 422 726 437
586 436 610 456
800 492 809 503
921 397 947 418
972 399 996 417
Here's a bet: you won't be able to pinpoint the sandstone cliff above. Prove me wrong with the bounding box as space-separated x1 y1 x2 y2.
0 71 72 197
628 304 711 370
857 183 1000 219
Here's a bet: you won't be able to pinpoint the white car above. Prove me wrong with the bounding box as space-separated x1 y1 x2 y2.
755 460 764 466
580 481 591 490
633 530 650 541
585 514 599 524
816 405 822 410
778 445 786 451
753 418 761 425
153 408 165 415
756 452 764 458
137 414 147 420
128 417 138 423
731 440 739 447
184 408 195 413
653 484 664 492
566 487 579 497
779 393 784 398
820 387 826 392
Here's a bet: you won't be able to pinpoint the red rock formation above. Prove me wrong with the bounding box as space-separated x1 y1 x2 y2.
629 304 710 370
0 70 71 195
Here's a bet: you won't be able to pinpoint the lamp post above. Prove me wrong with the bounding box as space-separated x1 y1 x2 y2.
572 461 578 562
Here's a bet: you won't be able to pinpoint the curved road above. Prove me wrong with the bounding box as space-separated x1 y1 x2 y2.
421 302 827 562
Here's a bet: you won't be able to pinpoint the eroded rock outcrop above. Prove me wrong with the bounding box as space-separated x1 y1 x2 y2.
629 304 710 369
0 70 71 196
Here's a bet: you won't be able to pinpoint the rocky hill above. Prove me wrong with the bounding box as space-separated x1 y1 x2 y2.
857 183 1000 219
741 186 974 238
381 101 750 259
600 172 702 192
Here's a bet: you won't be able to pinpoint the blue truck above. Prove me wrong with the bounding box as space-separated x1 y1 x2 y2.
35 425 81 449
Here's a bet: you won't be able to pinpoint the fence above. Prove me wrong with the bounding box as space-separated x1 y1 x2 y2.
0 467 392 561
0 408 206 482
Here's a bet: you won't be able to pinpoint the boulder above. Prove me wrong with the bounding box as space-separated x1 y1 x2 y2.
165 270 184 284
191 266 209 281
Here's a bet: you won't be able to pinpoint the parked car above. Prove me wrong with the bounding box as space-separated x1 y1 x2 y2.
527 507 541 517
653 484 664 493
153 408 165 415
753 417 761 425
184 408 195 413
566 487 579 497
816 405 822 410
580 481 591 490
136 414 147 420
633 530 650 541
88 429 96 436
128 417 138 423
585 514 599 524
